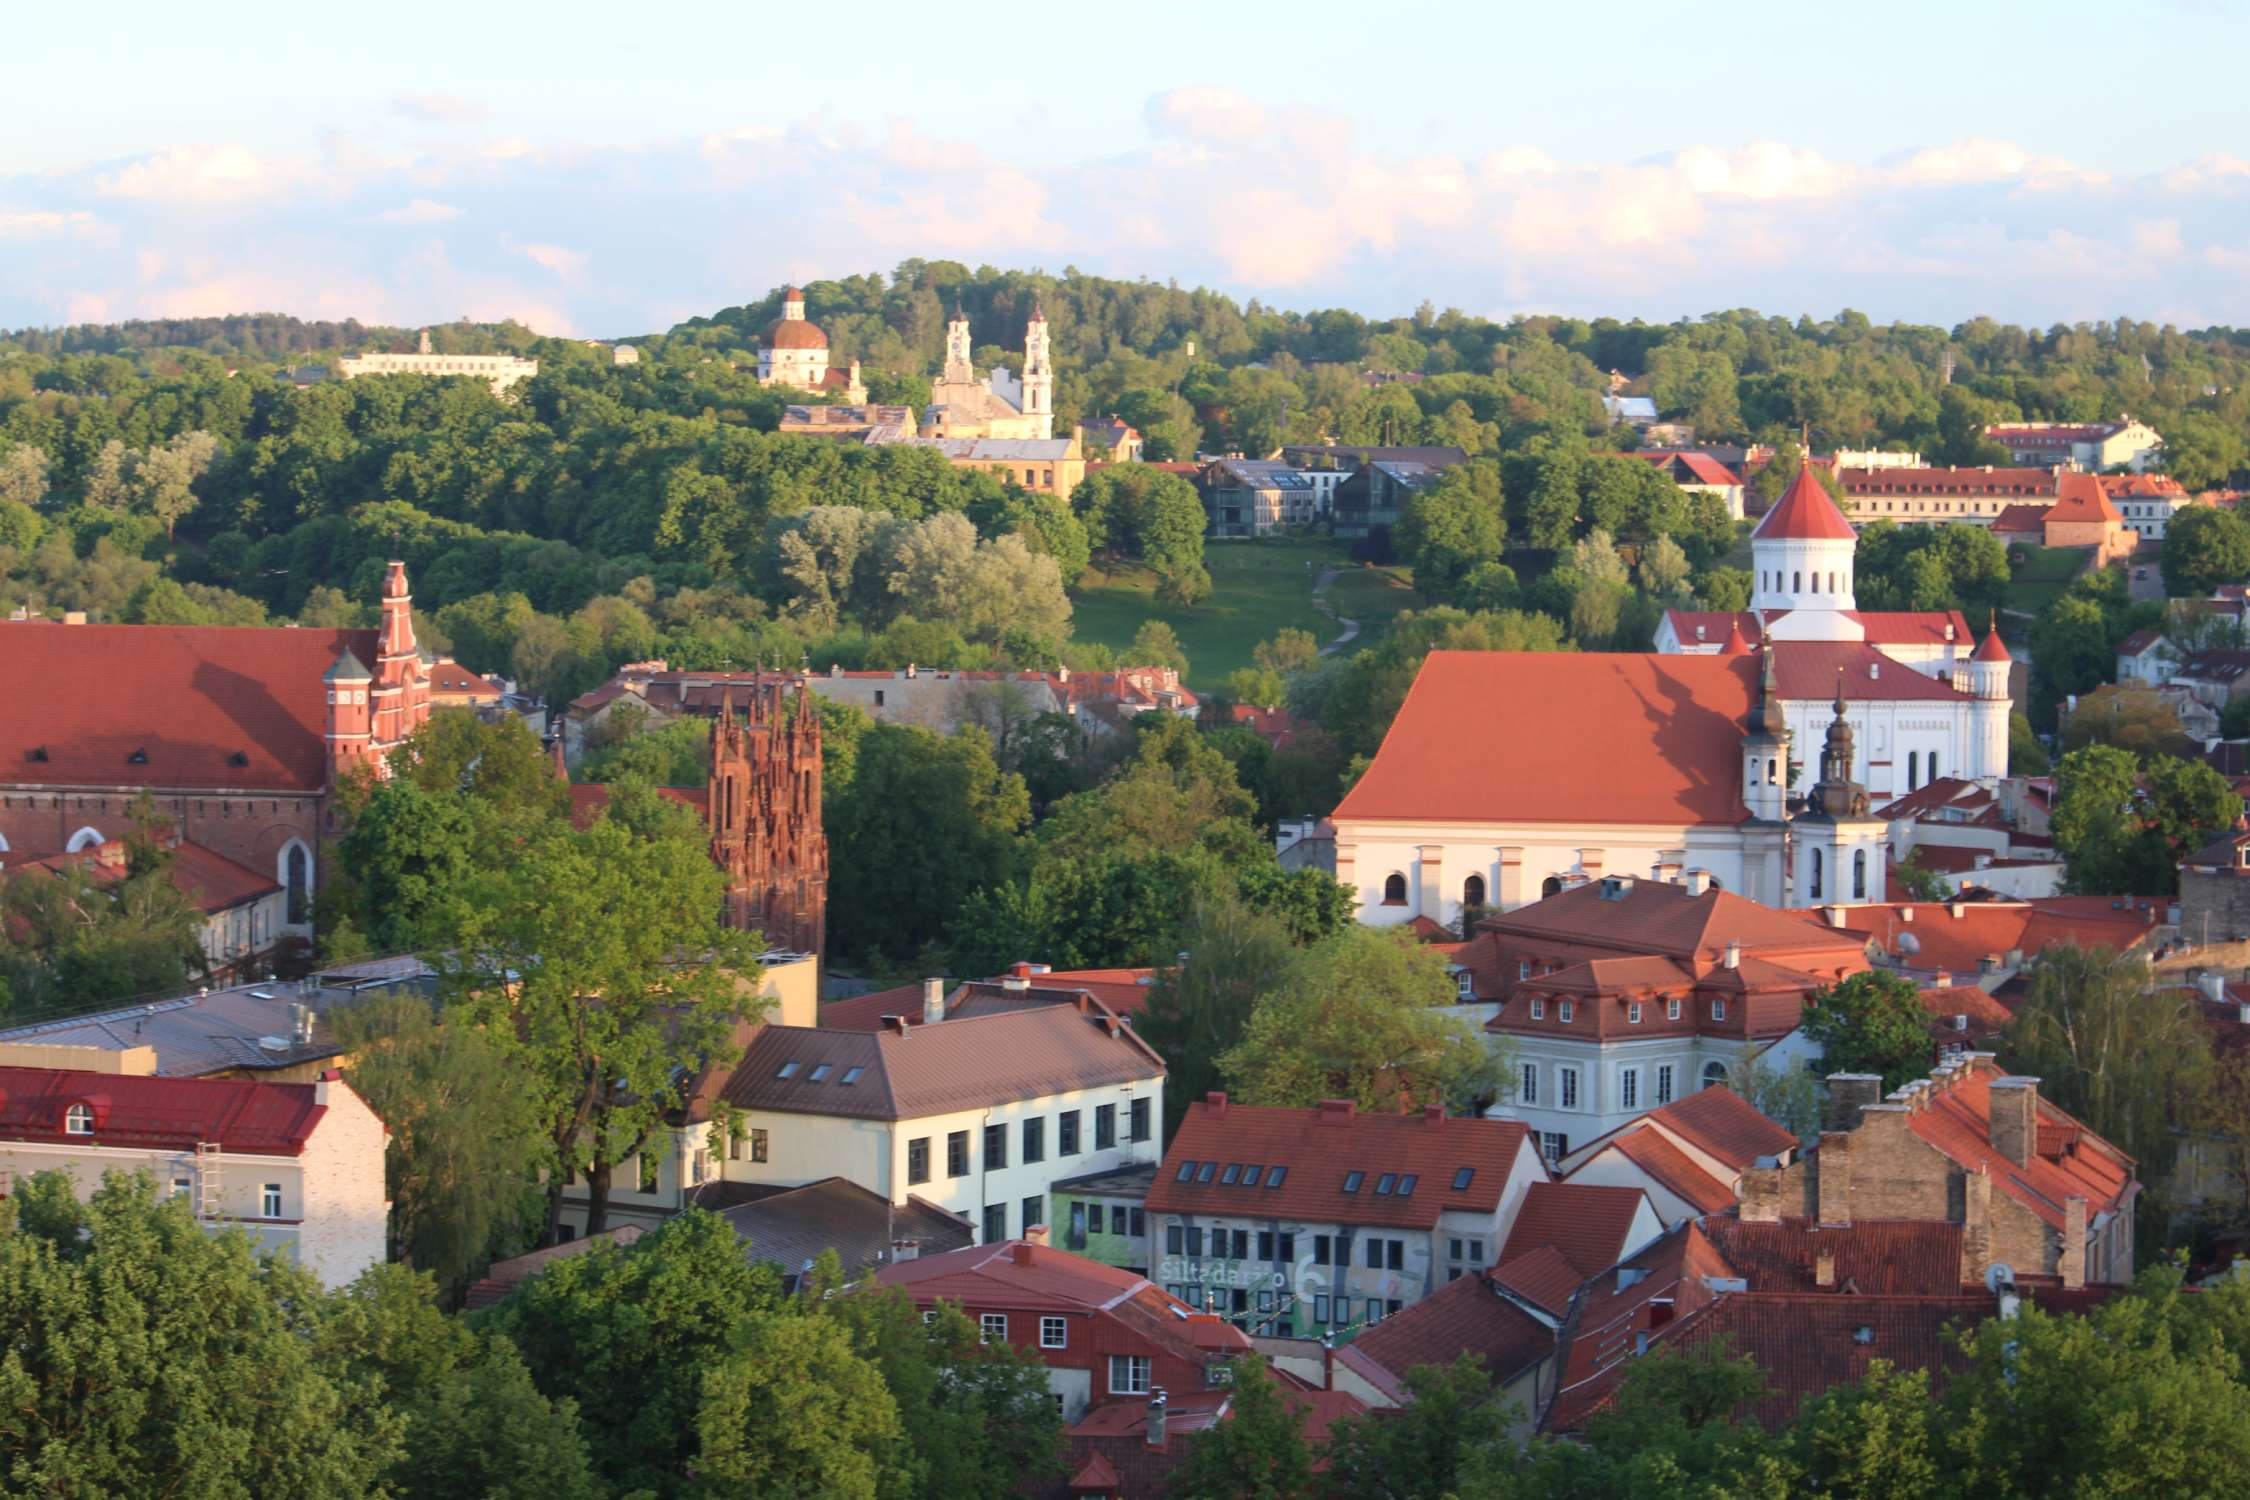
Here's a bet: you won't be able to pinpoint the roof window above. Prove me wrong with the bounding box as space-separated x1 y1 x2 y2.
839 1066 863 1086
807 1063 831 1083
1453 1168 1475 1191
1266 1167 1287 1188
1342 1171 1364 1194
1241 1166 1262 1187
1397 1174 1418 1197
776 1061 801 1079
1220 1164 1241 1185
1175 1160 1197 1181
64 1104 92 1136
1375 1173 1396 1195
1196 1161 1216 1183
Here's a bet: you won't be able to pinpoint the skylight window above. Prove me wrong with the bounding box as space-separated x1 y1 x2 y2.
1196 1161 1216 1183
777 1061 801 1079
1241 1166 1262 1187
1266 1167 1287 1188
1453 1168 1474 1191
1397 1174 1417 1197
1176 1160 1197 1181
808 1063 832 1083
839 1066 863 1086
1342 1171 1364 1194
1375 1173 1396 1196
1220 1164 1241 1185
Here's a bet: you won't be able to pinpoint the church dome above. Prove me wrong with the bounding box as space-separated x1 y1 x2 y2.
1752 467 1857 542
765 317 828 351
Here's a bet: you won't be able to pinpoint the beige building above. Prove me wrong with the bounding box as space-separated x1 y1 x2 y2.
920 304 1054 440
339 330 538 397
863 430 1085 502
0 1050 389 1287
1985 418 2164 473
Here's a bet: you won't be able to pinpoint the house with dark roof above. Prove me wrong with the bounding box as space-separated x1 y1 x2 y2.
1329 459 1444 540
0 1063 387 1287
715 1176 971 1290
875 1237 1250 1423
1200 458 1318 536
1143 1092 1548 1341
1560 1085 1803 1223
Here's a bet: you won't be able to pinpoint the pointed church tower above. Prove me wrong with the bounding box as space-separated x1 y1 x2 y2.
368 560 429 758
1741 644 1791 824
943 301 975 386
1022 301 1053 440
1791 675 1888 908
1966 613 2012 782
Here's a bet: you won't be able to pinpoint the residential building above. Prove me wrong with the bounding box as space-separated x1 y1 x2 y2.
1050 1162 1156 1274
2181 828 2250 945
1456 877 1868 1157
1201 458 1317 536
0 561 431 930
1878 777 2063 898
2105 473 2199 539
874 1237 1249 1422
1984 417 2164 472
715 1176 972 1290
1330 1256 1562 1432
2116 628 2171 685
1143 1093 1549 1339
1559 1086 1803 1224
588 994 1165 1246
864 428 1086 502
1078 418 1145 464
1601 392 1658 427
2039 471 2137 564
2170 649 2250 711
1740 1056 2138 1287
920 303 1053 440
1277 442 1467 473
755 287 868 402
1822 894 2167 986
12 830 287 981
778 403 917 439
0 1060 387 1287
1629 450 1747 519
338 330 538 396
1836 464 2058 525
1330 460 1443 540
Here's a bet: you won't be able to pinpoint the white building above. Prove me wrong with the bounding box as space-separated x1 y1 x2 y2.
1984 418 2164 473
755 287 867 402
0 1051 388 1287
339 330 538 396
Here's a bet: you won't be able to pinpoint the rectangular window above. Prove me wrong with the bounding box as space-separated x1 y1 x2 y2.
1041 1316 1067 1349
1131 1208 1146 1237
1314 1234 1331 1265
1278 1231 1295 1261
981 1313 1008 1344
1519 1064 1539 1105
1314 1293 1331 1324
948 1132 970 1178
1110 1355 1151 1395
1231 1229 1249 1260
1450 1237 1464 1261
1167 1223 1185 1255
1517 959 1531 980
1334 1297 1352 1324
1560 1068 1580 1111
1386 1240 1403 1271
171 1176 192 1199
1558 1000 1574 1024
1022 1193 1045 1233
1712 999 1726 1022
728 1132 746 1161
983 1204 1007 1243
1022 1118 1045 1163
1628 1002 1643 1025
261 1183 283 1219
984 1123 1008 1171
1656 1064 1675 1105
750 1128 768 1164
1187 1226 1205 1256
1666 998 1682 1021
1388 1298 1403 1316
1365 1238 1382 1269
1540 1131 1569 1165
1470 1239 1485 1263
1529 998 1545 1020
1058 1111 1081 1155
908 1137 930 1185
1258 1230 1275 1260
1095 1104 1117 1150
1071 1201 1088 1241
1130 1097 1151 1143
1620 1067 1639 1111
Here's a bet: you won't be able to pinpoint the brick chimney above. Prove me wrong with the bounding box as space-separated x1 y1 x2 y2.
1988 1076 2039 1167
922 978 946 1025
1823 1073 1885 1132
1011 1241 1036 1266
1206 1091 1228 1119
1959 1166 1992 1284
2059 1197 2089 1289
1815 1248 1836 1287
1424 1103 1445 1127
1815 1133 1852 1226
1737 1163 1783 1223
1025 1223 1049 1246
1318 1099 1356 1125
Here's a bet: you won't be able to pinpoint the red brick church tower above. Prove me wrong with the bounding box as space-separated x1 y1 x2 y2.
325 561 431 781
707 675 827 955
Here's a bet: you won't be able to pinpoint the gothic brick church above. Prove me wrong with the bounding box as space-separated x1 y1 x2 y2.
0 561 431 939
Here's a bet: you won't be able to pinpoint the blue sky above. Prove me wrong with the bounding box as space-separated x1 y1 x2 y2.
6 0 2249 335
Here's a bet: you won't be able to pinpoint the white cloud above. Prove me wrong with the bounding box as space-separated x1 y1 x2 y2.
0 209 94 238
518 242 589 280
392 92 486 125
95 144 293 203
373 198 461 224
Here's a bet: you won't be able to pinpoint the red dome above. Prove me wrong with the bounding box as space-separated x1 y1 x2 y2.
765 319 828 351
1752 467 1856 542
1973 626 2011 663
1718 618 1755 656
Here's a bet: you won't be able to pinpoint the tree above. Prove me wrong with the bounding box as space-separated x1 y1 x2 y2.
1320 1353 1514 1500
0 793 206 1013
1800 970 1936 1091
2004 943 2214 1191
1396 460 1506 601
689 1311 907 1498
1482 1343 1779 1498
134 429 219 539
1893 849 1951 902
1255 628 1321 676
2064 681 2193 758
429 801 763 1241
336 774 482 952
1784 1361 1940 1500
1227 666 1288 708
1169 1355 1313 1500
1139 894 1297 1134
1220 925 1504 1111
0 442 48 510
0 1172 400 1495
331 991 546 1302
2028 593 2121 719
2011 711 2053 775
1131 618 1190 675
2164 507 2250 598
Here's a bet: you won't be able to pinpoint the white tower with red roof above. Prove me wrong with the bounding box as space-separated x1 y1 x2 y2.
1750 468 1857 626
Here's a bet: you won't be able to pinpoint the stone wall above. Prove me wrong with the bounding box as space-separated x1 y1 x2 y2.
2181 867 2250 945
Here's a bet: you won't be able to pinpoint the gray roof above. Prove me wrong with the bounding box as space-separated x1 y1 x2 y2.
323 647 372 682
1050 1161 1160 1198
0 974 414 1077
1206 458 1313 490
720 1177 972 1287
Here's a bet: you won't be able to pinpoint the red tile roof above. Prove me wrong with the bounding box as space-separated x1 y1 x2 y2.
1990 503 2051 534
1335 1267 1558 1401
1899 1060 2135 1230
1501 1181 1652 1278
1334 652 1762 827
1147 1095 1536 1231
1839 465 2059 496
1826 898 2161 971
1665 609 1976 649
2048 470 2123 525
0 1066 340 1154
1479 877 1859 968
1489 1243 1584 1317
464 1225 646 1309
0 622 379 792
1973 626 2011 663
1768 642 1970 702
1751 468 1857 541
425 657 503 699
1601 1129 1737 1214
1640 1087 1799 1171
21 837 281 916
1698 1217 1965 1295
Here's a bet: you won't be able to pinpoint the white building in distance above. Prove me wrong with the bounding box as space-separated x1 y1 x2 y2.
339 329 538 396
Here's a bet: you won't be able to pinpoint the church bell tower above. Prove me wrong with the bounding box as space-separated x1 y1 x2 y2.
1790 676 1888 909
1022 302 1053 440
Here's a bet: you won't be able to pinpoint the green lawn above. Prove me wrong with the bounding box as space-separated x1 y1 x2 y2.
2006 544 2089 617
1325 562 1426 639
1073 538 1364 689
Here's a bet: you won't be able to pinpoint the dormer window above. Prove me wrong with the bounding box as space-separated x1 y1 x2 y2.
64 1104 92 1136
1558 1000 1575 1024
1528 998 1545 1020
1711 999 1727 1022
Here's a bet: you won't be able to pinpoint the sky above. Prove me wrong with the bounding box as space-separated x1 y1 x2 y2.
6 0 2250 337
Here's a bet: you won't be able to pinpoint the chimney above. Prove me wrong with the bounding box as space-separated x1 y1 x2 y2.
1824 1074 1884 1132
2200 971 2228 1004
1685 868 1711 896
1206 1091 1228 1119
1011 1242 1036 1266
1003 961 1033 991
1989 1076 2039 1167
1424 1103 1445 1127
1959 1166 1992 1284
2060 1196 2088 1290
1145 1391 1169 1449
1025 1223 1049 1245
1815 1248 1836 1287
1932 969 1952 989
890 1238 921 1263
1737 1164 1783 1223
882 1015 910 1036
1317 1099 1356 1125
1722 939 1741 970
922 978 946 1024
1815 1133 1852 1226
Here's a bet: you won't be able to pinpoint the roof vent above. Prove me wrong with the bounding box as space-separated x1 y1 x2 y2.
257 1035 289 1051
27 746 47 762
1853 1325 1876 1344
229 751 250 767
126 748 147 765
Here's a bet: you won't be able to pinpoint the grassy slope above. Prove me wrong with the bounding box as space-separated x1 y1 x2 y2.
2005 544 2089 617
1073 538 1361 689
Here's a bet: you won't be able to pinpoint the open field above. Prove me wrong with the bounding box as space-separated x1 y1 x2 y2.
2005 544 2087 617
1073 538 1387 689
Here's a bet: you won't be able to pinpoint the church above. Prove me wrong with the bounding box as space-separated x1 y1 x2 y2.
918 303 1055 440
1331 469 2010 932
756 287 869 404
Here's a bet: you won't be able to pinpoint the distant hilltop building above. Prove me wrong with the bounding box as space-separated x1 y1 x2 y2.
921 302 1054 441
1983 417 2163 473
338 329 539 397
756 288 868 404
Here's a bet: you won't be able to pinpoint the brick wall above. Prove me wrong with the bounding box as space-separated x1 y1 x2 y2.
2181 868 2250 945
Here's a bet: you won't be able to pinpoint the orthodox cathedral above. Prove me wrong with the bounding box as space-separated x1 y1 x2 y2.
1330 468 2011 931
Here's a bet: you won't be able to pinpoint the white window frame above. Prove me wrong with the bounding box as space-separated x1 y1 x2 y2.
1110 1354 1152 1395
63 1104 92 1136
1040 1316 1068 1349
1656 1063 1675 1105
1666 998 1682 1021
1559 1067 1581 1111
1628 1001 1643 1024
1711 999 1726 1022
1558 1000 1574 1024
1519 1062 1539 1105
1620 1067 1639 1111
1517 959 1531 981
1528 998 1545 1020
261 1183 283 1219
980 1313 1008 1344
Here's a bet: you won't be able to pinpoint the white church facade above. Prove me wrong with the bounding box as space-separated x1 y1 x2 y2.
756 287 869 404
1331 469 2010 932
919 303 1055 441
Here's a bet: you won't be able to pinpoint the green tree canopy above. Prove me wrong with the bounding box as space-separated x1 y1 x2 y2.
1800 970 1936 1091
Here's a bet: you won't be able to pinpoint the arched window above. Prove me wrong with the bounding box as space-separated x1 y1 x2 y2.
64 1104 92 1136
1793 570 1802 593
1702 1061 1729 1091
1906 751 1919 790
281 841 312 926
1928 751 1940 782
1853 848 1868 900
1382 872 1408 906
1809 847 1824 900
1463 874 1487 909
1540 876 1563 899
1767 757 1779 785
65 826 105 853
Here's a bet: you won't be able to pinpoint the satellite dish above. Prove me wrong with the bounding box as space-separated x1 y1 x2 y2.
1897 931 1922 955
1984 1262 2017 1294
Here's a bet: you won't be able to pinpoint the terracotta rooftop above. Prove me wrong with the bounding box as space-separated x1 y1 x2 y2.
1600 1128 1738 1214
1766 641 1971 702
1501 1181 1653 1279
1146 1094 1536 1231
1479 877 1859 968
20 836 281 916
2048 470 2123 525
1664 608 1977 649
1893 1059 2135 1231
1489 1242 1584 1318
1637 1086 1800 1172
1335 1266 1558 1402
1751 468 1857 541
0 1065 343 1155
1825 897 2163 972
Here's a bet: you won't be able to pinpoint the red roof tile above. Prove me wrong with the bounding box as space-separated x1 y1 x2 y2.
1828 898 2160 971
1752 468 1857 541
21 836 280 916
0 622 379 792
1478 877 1859 968
1973 626 2011 663
1334 652 1762 827
1900 1061 2135 1230
0 1066 340 1154
1640 1087 1799 1171
2049 470 2123 525
1666 609 1975 649
1501 1181 1651 1278
1601 1129 1737 1214
1489 1243 1584 1317
1336 1268 1558 1401
1698 1217 1965 1295
1148 1096 1536 1231
1768 642 1970 702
